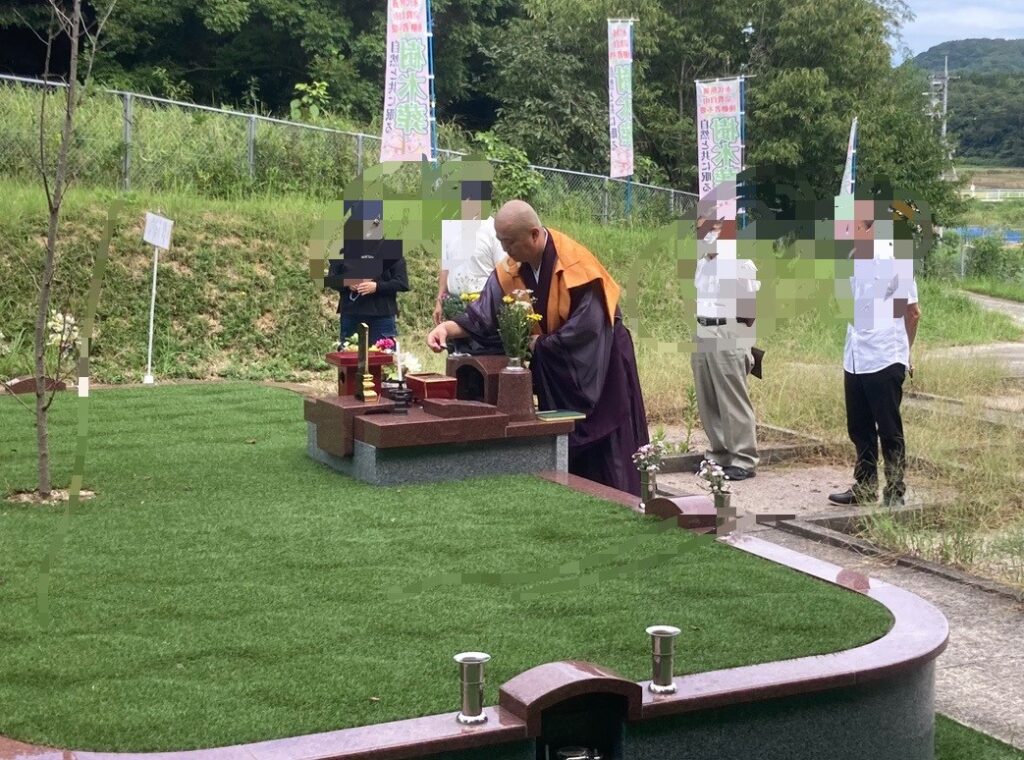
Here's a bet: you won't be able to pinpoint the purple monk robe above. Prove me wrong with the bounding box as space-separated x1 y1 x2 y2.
453 235 650 495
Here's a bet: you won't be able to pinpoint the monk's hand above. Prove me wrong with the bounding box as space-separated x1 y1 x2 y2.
355 281 378 296
528 335 539 353
427 324 448 353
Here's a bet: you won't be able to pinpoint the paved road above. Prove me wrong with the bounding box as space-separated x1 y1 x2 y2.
961 291 1024 327
922 292 1024 377
761 528 1024 750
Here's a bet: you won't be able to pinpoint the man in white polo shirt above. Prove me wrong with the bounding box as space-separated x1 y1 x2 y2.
433 180 506 324
691 215 761 480
829 198 921 507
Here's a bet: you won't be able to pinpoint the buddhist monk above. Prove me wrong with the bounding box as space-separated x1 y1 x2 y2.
427 200 650 495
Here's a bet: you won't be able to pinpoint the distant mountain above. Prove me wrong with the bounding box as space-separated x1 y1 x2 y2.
913 39 1024 74
912 40 1024 167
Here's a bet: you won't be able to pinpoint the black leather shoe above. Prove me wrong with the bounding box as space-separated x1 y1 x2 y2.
723 466 755 480
828 488 878 506
883 493 906 508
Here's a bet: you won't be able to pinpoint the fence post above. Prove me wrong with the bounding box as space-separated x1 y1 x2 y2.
356 134 364 174
247 115 256 181
602 181 610 224
122 92 133 192
668 190 674 217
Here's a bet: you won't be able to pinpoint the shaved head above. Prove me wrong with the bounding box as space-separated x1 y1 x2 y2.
494 200 546 266
496 200 541 235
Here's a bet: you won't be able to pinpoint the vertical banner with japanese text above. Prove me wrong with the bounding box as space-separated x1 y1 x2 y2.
695 77 743 215
840 116 858 196
608 19 634 178
381 0 432 162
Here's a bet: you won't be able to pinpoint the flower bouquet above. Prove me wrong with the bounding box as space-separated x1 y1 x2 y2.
632 433 667 509
497 289 541 367
442 292 480 321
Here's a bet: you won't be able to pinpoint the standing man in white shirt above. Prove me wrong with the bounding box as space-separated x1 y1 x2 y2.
829 198 921 507
433 179 507 324
691 215 761 480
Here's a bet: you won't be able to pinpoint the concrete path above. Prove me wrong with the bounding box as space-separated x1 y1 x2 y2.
755 526 1024 750
921 291 1024 377
962 291 1024 328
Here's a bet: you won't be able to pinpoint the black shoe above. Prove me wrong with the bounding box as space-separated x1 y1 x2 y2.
723 466 755 481
883 492 906 508
827 488 878 506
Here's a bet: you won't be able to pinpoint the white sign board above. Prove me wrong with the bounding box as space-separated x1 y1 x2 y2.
143 212 174 250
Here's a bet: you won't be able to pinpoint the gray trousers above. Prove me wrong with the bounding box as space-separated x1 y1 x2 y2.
690 322 759 470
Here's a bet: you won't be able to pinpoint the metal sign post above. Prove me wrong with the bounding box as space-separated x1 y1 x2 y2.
141 212 174 384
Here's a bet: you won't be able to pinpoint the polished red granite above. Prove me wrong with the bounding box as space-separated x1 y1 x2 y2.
306 396 574 455
646 495 716 533
325 352 394 397
499 661 643 736
2 376 67 394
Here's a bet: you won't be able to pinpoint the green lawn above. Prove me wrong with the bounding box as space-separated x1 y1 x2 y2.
937 716 1024 760
0 384 894 751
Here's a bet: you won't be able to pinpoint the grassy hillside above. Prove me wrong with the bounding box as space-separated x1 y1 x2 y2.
2 177 1020 423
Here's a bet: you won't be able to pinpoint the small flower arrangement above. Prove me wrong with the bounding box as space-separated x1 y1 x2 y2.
339 334 396 353
632 434 668 474
497 289 540 361
697 458 731 496
441 292 479 321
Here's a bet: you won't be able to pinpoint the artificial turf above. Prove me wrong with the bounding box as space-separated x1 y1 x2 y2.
0 383 892 751
937 716 1024 760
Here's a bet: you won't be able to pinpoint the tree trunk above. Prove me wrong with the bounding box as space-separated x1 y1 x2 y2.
35 0 82 498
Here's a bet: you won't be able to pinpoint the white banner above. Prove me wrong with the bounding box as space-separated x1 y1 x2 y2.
381 0 431 162
608 20 634 178
840 116 858 196
695 78 743 203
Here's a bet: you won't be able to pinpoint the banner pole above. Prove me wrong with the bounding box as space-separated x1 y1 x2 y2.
739 75 748 230
426 0 438 164
143 245 159 384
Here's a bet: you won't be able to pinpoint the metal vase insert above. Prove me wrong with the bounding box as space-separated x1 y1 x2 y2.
646 625 681 694
454 651 491 724
639 470 656 509
714 491 736 535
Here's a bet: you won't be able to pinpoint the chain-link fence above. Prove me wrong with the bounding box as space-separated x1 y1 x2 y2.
0 74 696 222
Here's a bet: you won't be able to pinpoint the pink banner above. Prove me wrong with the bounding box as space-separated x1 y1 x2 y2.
608 20 634 178
695 78 743 205
381 0 432 162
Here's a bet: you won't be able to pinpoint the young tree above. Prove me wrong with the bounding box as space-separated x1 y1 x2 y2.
20 0 116 498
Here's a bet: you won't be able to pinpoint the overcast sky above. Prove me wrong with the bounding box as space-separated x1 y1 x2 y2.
896 0 1024 59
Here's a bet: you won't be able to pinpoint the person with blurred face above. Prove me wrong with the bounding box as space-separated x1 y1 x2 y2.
434 180 505 325
829 198 921 508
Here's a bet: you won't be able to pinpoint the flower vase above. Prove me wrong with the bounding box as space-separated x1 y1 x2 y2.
714 492 736 535
640 471 657 511
496 358 535 421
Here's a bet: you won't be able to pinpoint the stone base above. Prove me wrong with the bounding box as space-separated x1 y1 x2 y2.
308 421 568 486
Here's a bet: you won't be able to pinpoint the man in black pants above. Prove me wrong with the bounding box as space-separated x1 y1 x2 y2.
829 198 921 508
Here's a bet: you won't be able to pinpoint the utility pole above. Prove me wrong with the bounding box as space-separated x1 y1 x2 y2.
929 55 959 181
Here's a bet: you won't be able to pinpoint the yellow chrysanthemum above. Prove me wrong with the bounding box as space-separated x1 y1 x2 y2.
502 295 515 304
528 313 542 322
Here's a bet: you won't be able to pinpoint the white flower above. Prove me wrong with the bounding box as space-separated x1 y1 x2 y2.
401 353 423 374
